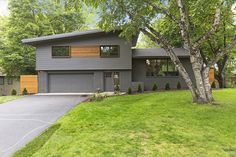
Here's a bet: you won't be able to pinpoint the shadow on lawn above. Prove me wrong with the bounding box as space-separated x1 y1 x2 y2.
13 124 61 157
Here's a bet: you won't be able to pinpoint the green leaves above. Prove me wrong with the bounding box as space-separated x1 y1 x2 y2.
0 0 86 76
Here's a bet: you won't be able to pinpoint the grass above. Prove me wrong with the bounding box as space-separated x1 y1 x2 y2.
13 89 236 157
0 96 21 104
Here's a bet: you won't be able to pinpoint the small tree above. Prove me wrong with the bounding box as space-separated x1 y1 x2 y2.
11 89 17 95
128 87 132 94
165 83 170 90
22 88 28 95
177 82 181 90
137 84 142 93
152 83 157 91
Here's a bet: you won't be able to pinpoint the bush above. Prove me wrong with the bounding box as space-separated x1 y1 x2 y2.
89 93 107 102
22 88 28 95
165 83 170 90
137 84 142 93
152 83 157 91
11 89 17 95
177 82 181 89
127 87 132 94
211 81 216 88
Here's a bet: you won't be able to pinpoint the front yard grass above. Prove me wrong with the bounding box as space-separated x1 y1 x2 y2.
14 89 236 157
0 96 21 104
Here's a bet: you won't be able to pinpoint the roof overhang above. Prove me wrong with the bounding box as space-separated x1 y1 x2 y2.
132 48 190 58
22 29 121 46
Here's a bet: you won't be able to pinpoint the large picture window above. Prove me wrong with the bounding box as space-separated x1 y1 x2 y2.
52 46 70 58
146 59 178 77
100 45 119 57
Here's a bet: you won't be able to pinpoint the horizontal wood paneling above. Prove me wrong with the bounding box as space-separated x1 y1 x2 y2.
71 46 100 57
20 75 38 94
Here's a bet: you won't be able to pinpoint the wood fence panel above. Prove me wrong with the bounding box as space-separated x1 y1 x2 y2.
20 75 38 94
208 68 215 85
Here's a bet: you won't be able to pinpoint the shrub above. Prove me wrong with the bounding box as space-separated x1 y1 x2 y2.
177 82 181 89
165 83 170 90
11 89 17 95
89 93 107 102
152 83 157 91
211 81 216 88
127 87 132 94
137 84 142 93
22 88 28 95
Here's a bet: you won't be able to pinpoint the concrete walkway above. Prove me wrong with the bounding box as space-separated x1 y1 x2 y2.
0 95 87 157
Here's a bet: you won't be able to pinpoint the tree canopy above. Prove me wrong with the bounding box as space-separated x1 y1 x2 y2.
85 0 236 103
0 0 87 76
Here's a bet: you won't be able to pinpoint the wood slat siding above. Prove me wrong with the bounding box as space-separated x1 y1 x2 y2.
71 46 100 57
20 75 38 94
208 68 215 85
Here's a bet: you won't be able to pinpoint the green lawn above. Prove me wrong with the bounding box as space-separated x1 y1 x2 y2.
0 96 21 104
14 89 236 157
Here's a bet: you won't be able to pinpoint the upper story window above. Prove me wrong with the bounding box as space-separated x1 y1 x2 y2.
0 76 4 85
52 46 70 58
146 59 178 77
100 45 119 58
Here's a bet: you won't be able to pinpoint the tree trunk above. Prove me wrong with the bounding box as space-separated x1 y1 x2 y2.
216 72 225 88
215 56 228 88
203 67 214 102
189 51 209 104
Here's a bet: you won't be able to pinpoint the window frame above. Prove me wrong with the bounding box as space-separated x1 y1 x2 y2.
100 45 120 58
51 46 71 58
145 58 179 77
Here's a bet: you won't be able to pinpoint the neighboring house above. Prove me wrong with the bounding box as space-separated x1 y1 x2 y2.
0 72 20 95
22 29 194 93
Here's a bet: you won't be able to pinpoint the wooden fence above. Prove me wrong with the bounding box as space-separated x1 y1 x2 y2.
20 75 38 94
208 68 215 85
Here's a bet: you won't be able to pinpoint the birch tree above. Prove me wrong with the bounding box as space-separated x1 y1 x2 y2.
86 0 236 104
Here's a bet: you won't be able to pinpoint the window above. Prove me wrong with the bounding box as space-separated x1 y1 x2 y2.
146 59 178 77
100 45 119 57
52 46 70 58
0 76 4 85
7 78 13 85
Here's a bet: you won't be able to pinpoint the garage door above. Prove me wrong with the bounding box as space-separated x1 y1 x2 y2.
48 73 94 93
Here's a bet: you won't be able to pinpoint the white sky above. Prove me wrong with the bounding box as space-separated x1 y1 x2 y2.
0 0 9 16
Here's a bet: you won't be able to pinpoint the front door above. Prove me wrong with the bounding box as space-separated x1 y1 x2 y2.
104 72 113 91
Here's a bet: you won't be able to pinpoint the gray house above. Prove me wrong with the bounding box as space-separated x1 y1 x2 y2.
22 29 194 93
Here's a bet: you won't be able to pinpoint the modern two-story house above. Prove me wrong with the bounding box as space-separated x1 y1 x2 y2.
22 29 194 93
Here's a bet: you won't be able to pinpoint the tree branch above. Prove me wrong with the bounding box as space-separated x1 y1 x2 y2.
145 1 181 26
206 35 236 68
141 26 197 97
176 0 192 50
199 48 208 65
194 2 222 47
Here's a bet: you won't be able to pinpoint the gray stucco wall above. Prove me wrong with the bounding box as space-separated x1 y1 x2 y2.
36 34 132 71
38 70 131 93
132 58 195 90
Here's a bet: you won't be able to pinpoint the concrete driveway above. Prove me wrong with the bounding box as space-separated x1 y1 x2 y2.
0 95 87 157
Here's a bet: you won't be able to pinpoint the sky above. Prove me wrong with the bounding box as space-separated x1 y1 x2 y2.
0 0 9 16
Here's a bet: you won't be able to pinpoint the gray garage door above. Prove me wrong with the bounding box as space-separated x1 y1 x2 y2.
48 73 94 93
